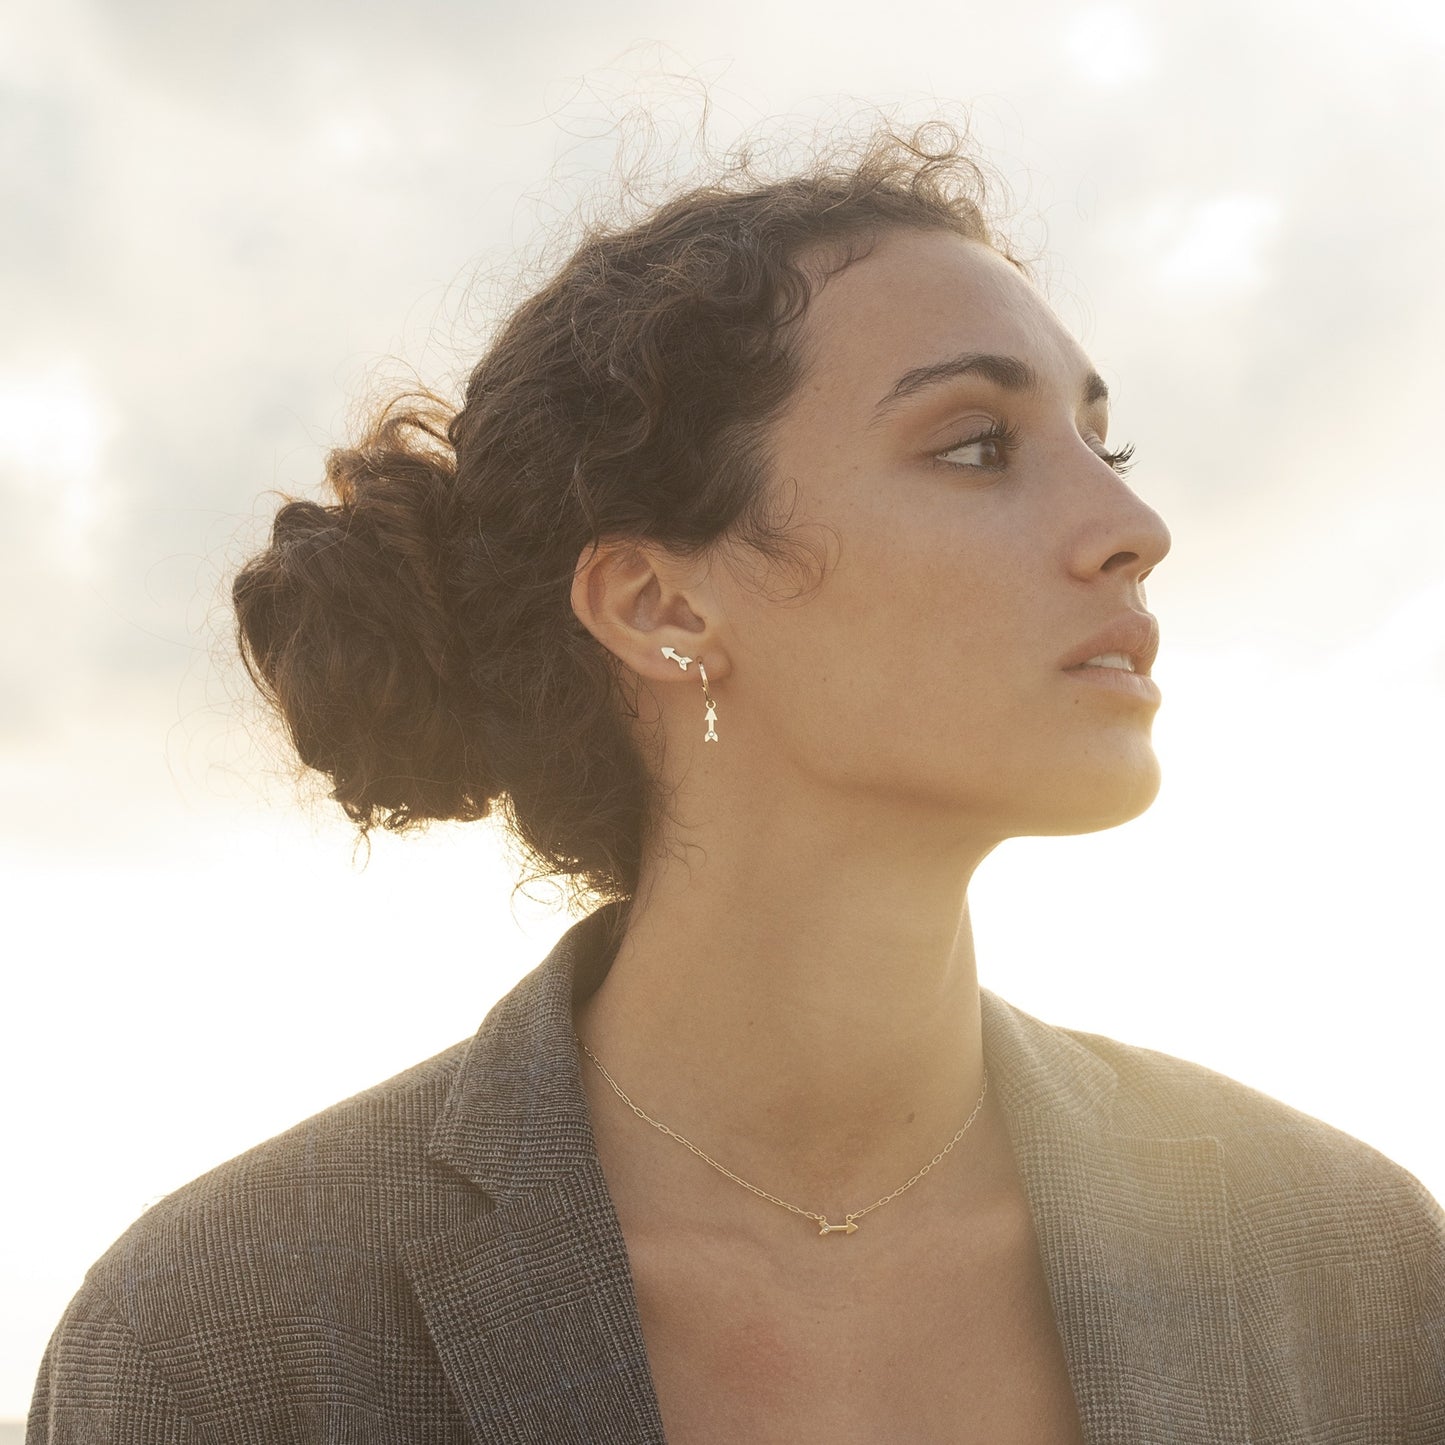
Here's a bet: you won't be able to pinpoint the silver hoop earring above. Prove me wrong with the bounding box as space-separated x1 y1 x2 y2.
659 646 718 743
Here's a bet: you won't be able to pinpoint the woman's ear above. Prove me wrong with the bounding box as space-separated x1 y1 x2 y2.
571 537 729 682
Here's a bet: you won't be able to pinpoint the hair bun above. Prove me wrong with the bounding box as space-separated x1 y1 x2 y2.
232 403 497 831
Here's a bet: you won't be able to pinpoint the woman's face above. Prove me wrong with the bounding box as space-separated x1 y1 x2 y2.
716 226 1172 841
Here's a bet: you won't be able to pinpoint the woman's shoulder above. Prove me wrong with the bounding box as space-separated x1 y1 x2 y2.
985 991 1441 1225
31 1039 485 1439
90 1037 476 1286
1054 1010 1441 1231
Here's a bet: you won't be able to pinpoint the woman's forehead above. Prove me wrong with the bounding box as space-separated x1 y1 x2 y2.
793 229 1091 412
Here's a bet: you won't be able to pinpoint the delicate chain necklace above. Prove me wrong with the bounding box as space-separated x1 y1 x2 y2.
575 1033 989 1238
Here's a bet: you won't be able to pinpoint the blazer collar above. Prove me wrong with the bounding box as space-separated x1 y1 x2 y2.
402 900 668 1443
424 897 628 1202
406 904 1247 1444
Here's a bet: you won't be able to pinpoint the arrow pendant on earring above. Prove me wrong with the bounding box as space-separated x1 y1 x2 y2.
661 647 693 671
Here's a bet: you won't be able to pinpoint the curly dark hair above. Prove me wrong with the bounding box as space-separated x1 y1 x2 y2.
231 121 1013 909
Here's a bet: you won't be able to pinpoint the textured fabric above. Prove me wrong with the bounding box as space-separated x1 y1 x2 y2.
29 900 1445 1443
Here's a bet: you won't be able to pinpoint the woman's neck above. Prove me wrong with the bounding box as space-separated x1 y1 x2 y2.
573 808 1000 1244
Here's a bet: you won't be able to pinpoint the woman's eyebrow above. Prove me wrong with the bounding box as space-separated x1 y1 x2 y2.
869 351 1109 421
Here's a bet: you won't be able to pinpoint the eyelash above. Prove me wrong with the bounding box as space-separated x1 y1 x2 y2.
1101 441 1137 476
935 425 1137 477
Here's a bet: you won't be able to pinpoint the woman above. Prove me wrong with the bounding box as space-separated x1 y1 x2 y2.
30 124 1444 1443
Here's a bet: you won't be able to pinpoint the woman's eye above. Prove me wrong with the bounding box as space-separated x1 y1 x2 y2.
935 427 1014 469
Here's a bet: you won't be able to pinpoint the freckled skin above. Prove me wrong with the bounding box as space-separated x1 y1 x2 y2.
569 225 1167 1208
714 230 1171 844
570 225 1172 1218
569 227 1166 1444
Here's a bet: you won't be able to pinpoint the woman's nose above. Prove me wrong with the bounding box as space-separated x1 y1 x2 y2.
1072 459 1172 587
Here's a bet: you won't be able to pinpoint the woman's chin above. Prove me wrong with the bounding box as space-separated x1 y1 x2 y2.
1019 754 1163 837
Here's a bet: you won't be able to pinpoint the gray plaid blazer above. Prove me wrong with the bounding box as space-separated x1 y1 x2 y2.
30 901 1445 1443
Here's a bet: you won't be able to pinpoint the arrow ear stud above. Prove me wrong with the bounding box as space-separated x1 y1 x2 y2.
660 646 718 744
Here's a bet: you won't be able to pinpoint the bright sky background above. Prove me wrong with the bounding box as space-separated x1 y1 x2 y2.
4 0 1444 1420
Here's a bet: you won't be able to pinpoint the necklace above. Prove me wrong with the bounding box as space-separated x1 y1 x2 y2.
575 1033 989 1238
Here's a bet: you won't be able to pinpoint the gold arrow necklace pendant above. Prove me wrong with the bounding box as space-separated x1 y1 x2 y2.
576 1032 989 1245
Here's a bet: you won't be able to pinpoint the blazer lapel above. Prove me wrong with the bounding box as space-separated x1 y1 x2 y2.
982 992 1250 1444
401 902 669 1444
398 909 1251 1444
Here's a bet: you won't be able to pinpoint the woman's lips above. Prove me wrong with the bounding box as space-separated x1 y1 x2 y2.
1064 664 1162 704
